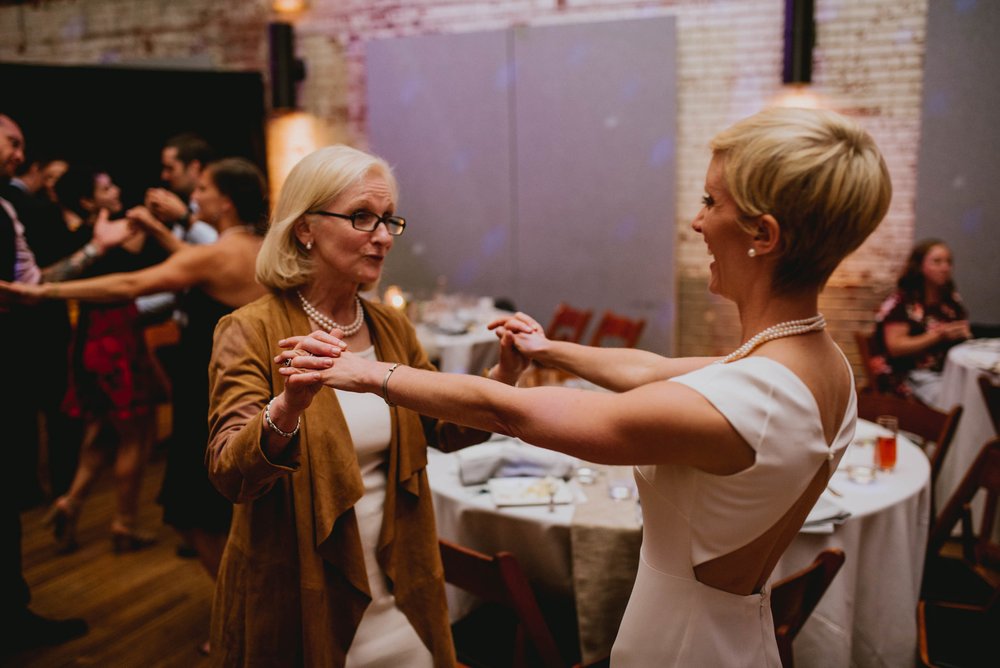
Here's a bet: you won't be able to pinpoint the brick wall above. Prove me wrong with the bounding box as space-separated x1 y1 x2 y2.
0 0 929 379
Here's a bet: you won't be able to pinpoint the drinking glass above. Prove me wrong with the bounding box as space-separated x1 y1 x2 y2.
875 415 898 472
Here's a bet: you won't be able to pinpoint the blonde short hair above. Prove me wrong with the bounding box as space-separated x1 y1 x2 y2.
710 107 892 293
255 145 399 290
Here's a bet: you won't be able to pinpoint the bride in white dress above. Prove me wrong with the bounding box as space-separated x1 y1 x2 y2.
276 107 893 666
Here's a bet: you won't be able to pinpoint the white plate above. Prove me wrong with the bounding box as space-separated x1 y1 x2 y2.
488 477 574 507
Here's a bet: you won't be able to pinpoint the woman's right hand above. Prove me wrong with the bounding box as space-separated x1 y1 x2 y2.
91 208 138 252
273 329 347 413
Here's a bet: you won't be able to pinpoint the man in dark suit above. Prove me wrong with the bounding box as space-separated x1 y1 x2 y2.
0 113 88 653
1 155 84 501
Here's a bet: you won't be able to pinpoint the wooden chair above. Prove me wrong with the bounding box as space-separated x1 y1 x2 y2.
770 548 846 668
917 597 999 667
439 539 566 668
921 438 1000 609
143 320 182 444
588 311 645 348
857 391 963 497
853 331 878 392
546 302 593 343
978 374 1000 436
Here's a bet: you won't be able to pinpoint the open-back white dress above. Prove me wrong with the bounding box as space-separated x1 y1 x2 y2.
610 356 855 666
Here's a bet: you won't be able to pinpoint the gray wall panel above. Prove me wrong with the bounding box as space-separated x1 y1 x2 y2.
512 18 677 353
367 30 514 299
367 19 677 353
916 1 1000 323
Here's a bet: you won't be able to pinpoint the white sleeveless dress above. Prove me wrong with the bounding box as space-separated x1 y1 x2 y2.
610 356 856 666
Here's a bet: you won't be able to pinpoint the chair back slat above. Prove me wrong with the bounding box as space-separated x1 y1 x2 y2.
546 302 593 343
928 439 1000 571
770 548 846 668
853 331 878 392
588 311 645 348
438 539 566 668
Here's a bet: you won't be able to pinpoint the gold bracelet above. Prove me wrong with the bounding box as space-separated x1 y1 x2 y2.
381 363 401 407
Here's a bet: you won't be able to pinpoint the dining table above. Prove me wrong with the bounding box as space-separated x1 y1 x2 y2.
932 338 1000 514
412 296 510 375
427 419 931 667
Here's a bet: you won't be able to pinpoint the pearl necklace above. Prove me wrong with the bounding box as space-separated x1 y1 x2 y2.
718 314 826 364
296 290 365 337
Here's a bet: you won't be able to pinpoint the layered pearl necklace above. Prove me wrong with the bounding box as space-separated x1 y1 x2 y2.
718 313 826 364
296 290 365 337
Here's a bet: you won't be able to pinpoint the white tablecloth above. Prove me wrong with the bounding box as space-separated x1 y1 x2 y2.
415 306 511 375
933 339 1000 511
427 420 930 667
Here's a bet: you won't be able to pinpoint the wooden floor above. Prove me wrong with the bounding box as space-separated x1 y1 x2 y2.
9 454 214 668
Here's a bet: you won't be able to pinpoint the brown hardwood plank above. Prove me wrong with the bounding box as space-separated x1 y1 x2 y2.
8 456 214 667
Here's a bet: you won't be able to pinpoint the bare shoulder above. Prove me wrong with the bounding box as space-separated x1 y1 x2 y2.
758 334 853 438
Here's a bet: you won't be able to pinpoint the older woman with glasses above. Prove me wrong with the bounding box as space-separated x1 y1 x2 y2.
206 145 525 666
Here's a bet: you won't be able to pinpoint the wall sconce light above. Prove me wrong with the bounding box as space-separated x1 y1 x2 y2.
269 22 306 110
782 0 815 84
272 0 306 13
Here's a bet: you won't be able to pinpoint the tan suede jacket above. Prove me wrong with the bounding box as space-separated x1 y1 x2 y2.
207 292 477 667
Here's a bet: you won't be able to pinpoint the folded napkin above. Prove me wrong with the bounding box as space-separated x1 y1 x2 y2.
799 494 851 534
457 439 578 486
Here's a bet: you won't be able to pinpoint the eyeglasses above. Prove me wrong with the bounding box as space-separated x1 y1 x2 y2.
306 210 407 236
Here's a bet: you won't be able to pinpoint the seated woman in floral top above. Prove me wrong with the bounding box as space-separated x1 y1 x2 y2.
868 238 971 405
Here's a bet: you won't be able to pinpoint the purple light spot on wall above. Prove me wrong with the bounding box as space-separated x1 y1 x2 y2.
613 214 639 242
926 89 952 118
955 0 977 15
649 137 675 168
495 61 517 90
455 259 480 287
567 43 589 67
621 76 642 102
452 150 471 174
399 78 421 106
654 303 675 329
960 207 982 235
481 225 508 256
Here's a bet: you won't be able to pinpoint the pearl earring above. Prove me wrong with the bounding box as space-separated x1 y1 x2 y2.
747 248 756 258
306 241 313 250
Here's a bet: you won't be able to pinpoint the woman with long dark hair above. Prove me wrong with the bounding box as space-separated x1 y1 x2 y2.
868 238 970 403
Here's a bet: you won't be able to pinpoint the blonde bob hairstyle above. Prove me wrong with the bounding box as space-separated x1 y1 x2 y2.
710 107 892 294
255 144 399 290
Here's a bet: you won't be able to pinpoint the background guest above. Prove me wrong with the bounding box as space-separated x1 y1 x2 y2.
40 164 163 553
0 112 88 652
867 238 971 404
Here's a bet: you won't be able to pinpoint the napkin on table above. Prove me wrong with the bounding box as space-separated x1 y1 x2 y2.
457 439 578 486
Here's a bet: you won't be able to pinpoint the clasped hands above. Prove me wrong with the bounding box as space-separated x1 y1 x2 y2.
272 311 550 410
929 319 972 343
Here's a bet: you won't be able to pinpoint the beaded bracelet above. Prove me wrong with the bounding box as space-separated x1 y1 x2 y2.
264 399 300 439
382 363 401 407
